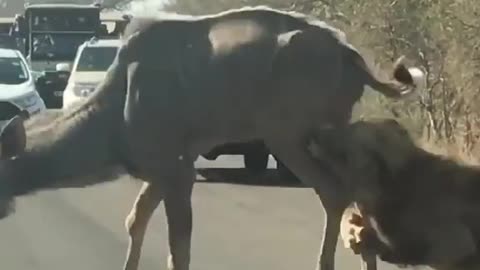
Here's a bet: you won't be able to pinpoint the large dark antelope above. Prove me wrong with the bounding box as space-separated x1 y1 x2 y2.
308 118 480 270
0 6 425 270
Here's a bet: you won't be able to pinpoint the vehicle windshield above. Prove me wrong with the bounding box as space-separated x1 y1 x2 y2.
76 46 118 72
30 10 99 32
0 56 29 85
30 33 92 60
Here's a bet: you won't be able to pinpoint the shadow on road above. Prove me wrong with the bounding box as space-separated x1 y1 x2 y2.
195 168 307 188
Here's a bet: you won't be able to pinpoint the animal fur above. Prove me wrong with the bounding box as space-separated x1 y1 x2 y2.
308 118 480 270
0 6 425 270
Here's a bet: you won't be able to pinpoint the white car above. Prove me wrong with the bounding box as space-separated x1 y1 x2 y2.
0 48 46 127
62 37 121 108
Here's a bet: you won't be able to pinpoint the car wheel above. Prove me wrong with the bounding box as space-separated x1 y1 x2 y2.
244 149 269 173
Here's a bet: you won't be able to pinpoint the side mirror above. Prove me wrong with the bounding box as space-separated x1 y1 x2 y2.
56 62 71 72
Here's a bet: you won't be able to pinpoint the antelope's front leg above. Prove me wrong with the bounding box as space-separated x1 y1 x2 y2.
317 203 345 270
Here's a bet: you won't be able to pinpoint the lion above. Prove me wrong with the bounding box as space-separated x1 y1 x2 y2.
308 118 480 270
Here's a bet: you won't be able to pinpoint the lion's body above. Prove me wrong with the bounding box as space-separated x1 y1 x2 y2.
309 119 480 270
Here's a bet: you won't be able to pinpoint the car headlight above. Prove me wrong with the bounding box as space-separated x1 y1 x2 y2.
68 83 98 97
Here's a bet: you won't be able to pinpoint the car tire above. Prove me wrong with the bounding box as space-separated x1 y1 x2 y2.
244 150 269 173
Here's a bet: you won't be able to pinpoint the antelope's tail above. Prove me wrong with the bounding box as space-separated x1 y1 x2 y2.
353 52 426 99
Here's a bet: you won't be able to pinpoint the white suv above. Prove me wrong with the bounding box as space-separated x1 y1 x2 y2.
62 37 121 108
0 48 46 127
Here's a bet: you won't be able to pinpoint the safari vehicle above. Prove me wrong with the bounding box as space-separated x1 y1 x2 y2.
203 140 270 172
62 37 121 108
23 4 103 71
203 141 296 179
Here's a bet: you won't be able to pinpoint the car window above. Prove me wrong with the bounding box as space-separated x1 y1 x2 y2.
31 33 92 61
0 56 29 85
75 46 118 72
31 11 98 32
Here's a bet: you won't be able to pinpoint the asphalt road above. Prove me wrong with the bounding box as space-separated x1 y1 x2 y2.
0 155 401 270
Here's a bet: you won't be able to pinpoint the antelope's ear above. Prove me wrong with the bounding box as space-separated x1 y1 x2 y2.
0 115 26 158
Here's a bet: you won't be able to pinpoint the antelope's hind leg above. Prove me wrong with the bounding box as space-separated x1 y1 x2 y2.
265 134 347 270
163 158 195 270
